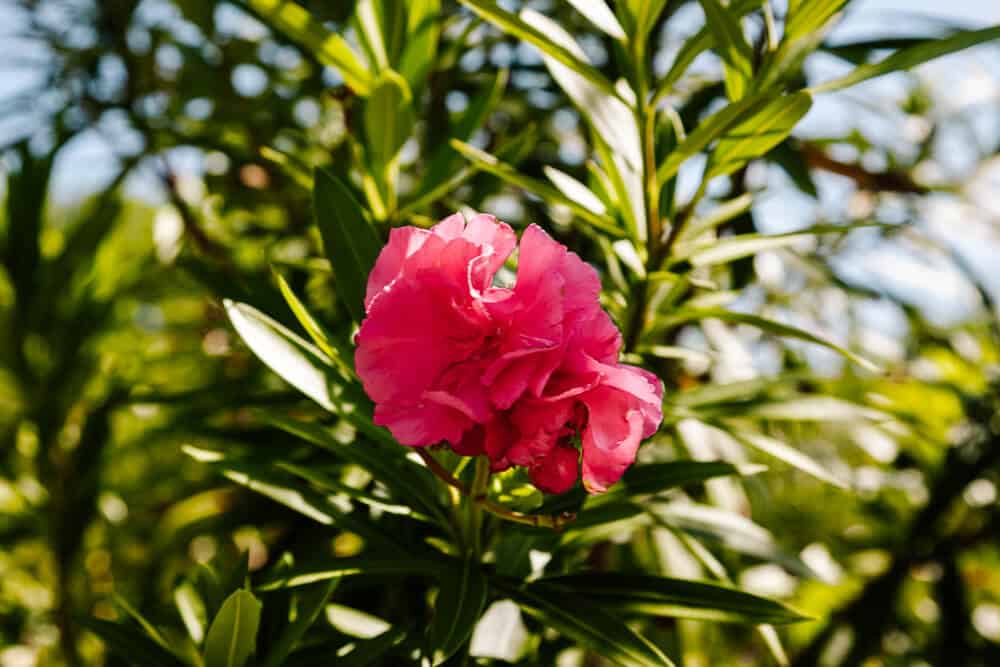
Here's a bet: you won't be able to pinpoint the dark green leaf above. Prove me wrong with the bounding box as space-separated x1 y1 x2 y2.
538 574 810 624
427 559 489 665
499 582 675 667
313 169 383 323
258 556 439 590
79 618 186 667
260 579 339 667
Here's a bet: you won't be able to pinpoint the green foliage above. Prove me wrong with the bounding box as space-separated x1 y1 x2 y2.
2 0 999 665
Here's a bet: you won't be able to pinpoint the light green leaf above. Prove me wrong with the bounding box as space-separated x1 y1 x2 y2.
313 169 382 323
242 0 373 95
566 0 626 40
457 0 624 102
813 25 1000 94
427 559 489 665
544 166 607 216
364 70 415 167
698 0 753 100
783 0 849 46
327 603 391 638
400 0 441 91
354 0 389 71
224 300 337 410
657 0 761 96
706 91 813 178
272 270 344 370
538 574 810 624
175 582 208 644
519 9 641 171
680 193 754 242
676 223 886 266
499 583 675 667
656 308 879 372
719 423 849 489
744 396 891 422
622 0 670 42
203 590 262 667
657 93 774 184
652 502 816 578
451 140 624 237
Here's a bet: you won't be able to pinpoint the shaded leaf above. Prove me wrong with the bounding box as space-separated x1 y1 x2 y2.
538 574 810 624
313 169 383 323
79 618 186 667
427 559 489 665
203 590 262 667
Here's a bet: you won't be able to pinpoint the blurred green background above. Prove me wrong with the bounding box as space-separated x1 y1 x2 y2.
1 1 1000 665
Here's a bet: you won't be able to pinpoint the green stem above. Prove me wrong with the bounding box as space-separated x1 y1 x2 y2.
468 457 490 559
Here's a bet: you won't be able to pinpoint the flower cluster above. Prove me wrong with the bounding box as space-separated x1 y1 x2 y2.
355 213 663 494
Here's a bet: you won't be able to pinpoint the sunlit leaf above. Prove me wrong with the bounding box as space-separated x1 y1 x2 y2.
813 25 1000 93
706 92 813 178
566 0 626 40
242 0 373 95
698 0 753 100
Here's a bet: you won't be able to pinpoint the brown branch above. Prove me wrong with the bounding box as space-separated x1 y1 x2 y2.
800 142 930 194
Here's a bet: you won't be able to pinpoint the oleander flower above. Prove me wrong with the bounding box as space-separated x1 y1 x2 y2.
355 213 663 493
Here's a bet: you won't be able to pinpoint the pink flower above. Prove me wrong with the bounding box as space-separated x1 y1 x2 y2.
355 213 663 493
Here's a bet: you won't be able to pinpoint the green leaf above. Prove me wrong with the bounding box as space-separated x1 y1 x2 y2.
519 9 641 171
364 70 415 167
675 222 887 266
224 300 337 411
698 0 753 100
783 0 849 46
260 579 339 667
622 0 670 42
457 0 624 103
566 0 626 40
499 582 675 667
544 166 608 216
241 0 373 95
427 559 489 665
203 590 262 667
680 193 755 243
451 140 624 237
399 0 440 91
337 626 409 666
175 582 208 644
272 270 344 369
657 92 774 184
257 410 447 524
353 0 389 71
657 0 761 95
651 502 816 578
79 618 186 667
259 556 439 590
313 169 383 323
655 308 879 372
812 26 1000 93
718 422 849 489
538 574 810 624
742 396 890 422
706 91 814 178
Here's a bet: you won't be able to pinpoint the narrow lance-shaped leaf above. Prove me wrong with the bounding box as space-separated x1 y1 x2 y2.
566 0 626 40
536 574 810 624
427 559 489 665
241 0 373 95
313 169 382 323
655 307 879 372
657 93 775 184
259 556 439 591
79 619 186 667
203 590 262 667
260 579 339 667
812 25 1000 94
364 70 415 168
497 582 675 667
451 140 624 237
457 0 624 102
719 422 849 489
698 0 754 100
225 300 337 411
706 91 814 178
337 626 409 667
